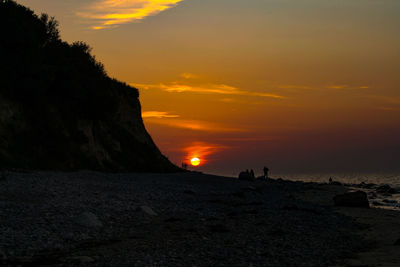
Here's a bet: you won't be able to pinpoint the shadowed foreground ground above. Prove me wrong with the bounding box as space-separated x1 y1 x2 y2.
0 172 398 266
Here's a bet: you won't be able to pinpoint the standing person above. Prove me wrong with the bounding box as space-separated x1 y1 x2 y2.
263 166 269 179
250 169 255 179
182 162 188 170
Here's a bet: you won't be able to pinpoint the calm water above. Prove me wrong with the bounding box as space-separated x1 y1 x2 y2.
274 172 400 187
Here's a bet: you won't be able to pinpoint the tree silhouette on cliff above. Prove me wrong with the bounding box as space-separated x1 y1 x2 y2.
0 0 179 172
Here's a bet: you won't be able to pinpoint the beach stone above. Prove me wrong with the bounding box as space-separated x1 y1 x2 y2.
183 189 196 195
79 233 91 240
372 201 383 206
66 256 95 263
333 191 369 208
231 191 246 198
0 249 7 260
140 206 158 216
346 259 366 266
207 224 230 233
376 184 398 194
382 199 397 204
0 171 8 181
164 217 184 223
282 204 299 210
360 182 376 189
76 212 103 228
269 227 285 236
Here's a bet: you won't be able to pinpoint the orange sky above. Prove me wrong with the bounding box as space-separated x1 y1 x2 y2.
19 0 400 176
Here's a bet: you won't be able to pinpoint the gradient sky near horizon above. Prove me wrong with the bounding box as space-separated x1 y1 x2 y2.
18 0 400 176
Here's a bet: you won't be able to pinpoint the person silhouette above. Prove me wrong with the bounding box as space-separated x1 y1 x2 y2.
250 169 255 178
263 166 269 178
182 162 188 170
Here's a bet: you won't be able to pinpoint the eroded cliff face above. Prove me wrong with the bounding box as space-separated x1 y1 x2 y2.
0 87 178 172
0 1 179 172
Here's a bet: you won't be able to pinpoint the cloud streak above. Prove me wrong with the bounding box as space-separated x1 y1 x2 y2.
327 85 370 90
143 117 245 132
78 0 184 29
134 82 285 99
277 84 370 91
180 73 198 79
142 111 179 118
377 106 400 112
363 94 400 105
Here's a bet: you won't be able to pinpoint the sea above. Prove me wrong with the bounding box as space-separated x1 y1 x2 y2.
208 170 400 210
219 171 400 210
274 172 400 210
275 172 400 187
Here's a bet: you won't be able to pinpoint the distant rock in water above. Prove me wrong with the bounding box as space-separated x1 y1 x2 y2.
329 181 343 186
376 184 398 194
0 1 179 172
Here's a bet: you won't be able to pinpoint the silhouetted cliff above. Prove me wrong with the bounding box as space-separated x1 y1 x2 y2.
0 0 179 172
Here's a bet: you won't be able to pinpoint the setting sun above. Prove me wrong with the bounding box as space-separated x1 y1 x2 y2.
190 157 201 166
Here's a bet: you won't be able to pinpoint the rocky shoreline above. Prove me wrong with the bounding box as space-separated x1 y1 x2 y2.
0 171 398 266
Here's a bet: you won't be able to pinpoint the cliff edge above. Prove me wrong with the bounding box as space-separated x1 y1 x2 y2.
0 0 179 172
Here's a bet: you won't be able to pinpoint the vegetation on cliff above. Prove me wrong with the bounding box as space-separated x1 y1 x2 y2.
0 0 179 172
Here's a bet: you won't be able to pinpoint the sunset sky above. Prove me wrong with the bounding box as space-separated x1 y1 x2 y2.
18 0 400 176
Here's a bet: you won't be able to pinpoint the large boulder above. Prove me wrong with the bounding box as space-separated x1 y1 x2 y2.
333 191 369 208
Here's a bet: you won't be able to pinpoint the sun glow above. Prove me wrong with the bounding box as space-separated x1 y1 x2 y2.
190 157 201 166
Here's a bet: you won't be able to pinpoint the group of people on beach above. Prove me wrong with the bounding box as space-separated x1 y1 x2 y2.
239 166 269 181
181 160 270 181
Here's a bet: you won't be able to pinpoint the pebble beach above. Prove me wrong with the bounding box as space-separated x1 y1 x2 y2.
0 171 399 266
